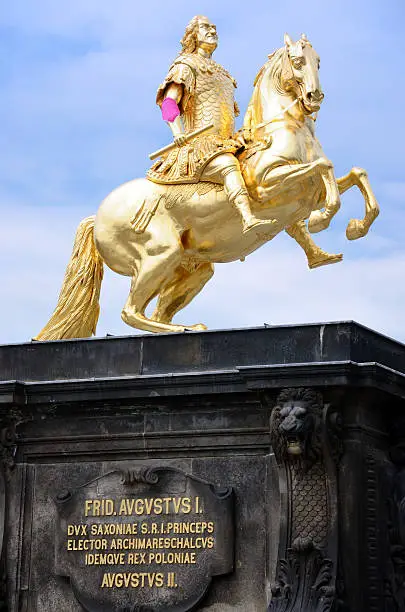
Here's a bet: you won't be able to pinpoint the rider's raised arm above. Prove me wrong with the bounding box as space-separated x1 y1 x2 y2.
156 61 196 143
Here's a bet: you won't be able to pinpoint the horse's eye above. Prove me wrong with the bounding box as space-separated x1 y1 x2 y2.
292 58 304 69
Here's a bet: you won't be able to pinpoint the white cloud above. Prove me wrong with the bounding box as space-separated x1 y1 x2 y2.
0 1 403 346
381 182 405 203
179 238 405 342
1 202 404 345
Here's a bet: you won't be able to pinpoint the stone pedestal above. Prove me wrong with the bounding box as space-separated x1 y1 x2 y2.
0 322 404 611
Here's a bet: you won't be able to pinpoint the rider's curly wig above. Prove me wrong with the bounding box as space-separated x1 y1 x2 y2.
180 15 208 55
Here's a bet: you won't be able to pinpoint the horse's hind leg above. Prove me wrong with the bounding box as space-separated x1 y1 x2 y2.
121 244 187 334
307 159 341 233
152 262 214 328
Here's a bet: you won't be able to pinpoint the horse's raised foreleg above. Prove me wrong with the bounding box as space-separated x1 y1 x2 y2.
256 159 324 203
286 221 343 269
336 167 380 240
307 159 341 233
152 262 214 327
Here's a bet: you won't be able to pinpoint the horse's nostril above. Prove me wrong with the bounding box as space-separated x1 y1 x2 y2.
307 91 323 103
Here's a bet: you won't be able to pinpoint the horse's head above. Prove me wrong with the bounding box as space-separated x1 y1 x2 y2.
282 33 324 114
243 34 324 137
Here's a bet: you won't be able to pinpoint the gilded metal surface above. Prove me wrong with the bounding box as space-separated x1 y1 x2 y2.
34 217 103 341
36 21 379 340
149 124 213 161
148 17 240 184
164 55 237 136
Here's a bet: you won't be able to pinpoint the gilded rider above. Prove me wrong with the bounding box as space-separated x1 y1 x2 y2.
147 15 277 234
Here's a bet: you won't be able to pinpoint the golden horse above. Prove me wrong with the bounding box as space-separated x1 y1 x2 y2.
35 34 379 340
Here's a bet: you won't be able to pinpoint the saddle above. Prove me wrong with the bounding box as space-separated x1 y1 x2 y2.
130 182 224 234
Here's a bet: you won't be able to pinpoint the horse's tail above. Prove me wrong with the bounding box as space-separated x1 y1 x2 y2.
34 216 104 341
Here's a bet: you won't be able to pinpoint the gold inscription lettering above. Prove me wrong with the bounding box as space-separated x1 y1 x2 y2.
66 495 218 593
100 573 165 589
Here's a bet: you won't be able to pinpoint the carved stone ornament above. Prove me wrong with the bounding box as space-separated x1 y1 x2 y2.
386 443 405 611
268 388 341 612
270 539 335 612
0 419 19 612
54 466 234 612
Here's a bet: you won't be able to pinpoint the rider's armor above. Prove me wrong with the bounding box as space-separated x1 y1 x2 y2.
147 53 241 184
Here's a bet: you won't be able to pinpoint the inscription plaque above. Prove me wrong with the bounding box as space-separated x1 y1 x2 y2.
55 466 234 611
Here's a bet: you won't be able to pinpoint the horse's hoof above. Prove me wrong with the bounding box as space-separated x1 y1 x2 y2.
308 252 343 269
188 323 208 331
308 211 330 234
346 219 366 240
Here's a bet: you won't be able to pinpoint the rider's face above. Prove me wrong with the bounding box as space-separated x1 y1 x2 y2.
196 19 218 50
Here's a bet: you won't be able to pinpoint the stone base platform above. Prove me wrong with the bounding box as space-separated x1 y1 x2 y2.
0 321 404 611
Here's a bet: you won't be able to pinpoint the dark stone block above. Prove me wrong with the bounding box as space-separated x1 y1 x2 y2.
0 322 404 611
1 321 405 385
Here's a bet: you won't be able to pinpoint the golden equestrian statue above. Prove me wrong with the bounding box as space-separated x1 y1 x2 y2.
35 16 379 340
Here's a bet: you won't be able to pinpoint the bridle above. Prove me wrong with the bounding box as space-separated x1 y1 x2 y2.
253 46 318 133
254 98 301 132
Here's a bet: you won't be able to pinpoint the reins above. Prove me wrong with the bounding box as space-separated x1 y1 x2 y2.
253 97 300 131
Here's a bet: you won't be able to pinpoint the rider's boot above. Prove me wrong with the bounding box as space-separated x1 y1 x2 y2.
220 158 278 233
232 191 278 234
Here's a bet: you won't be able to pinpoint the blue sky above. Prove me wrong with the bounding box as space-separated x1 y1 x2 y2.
1 0 404 344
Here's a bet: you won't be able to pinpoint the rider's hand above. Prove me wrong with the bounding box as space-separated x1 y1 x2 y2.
234 130 248 148
174 134 188 147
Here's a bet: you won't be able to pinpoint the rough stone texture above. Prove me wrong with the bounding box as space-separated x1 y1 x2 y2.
6 408 271 612
1 320 405 384
0 321 404 611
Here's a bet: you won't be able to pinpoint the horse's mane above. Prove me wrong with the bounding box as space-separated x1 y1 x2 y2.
243 47 285 134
